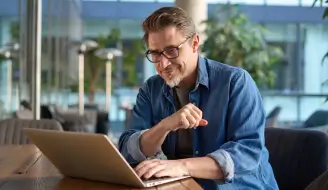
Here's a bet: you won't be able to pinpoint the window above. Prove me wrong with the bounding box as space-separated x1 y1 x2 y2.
263 24 300 91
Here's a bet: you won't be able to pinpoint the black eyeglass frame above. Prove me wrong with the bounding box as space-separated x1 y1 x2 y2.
145 36 192 63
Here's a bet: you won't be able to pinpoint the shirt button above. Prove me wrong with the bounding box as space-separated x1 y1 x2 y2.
192 102 196 105
195 151 199 155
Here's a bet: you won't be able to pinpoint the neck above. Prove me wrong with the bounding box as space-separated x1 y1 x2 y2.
178 57 198 90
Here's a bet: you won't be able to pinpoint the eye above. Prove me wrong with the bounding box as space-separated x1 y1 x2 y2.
150 52 161 56
166 48 175 54
163 48 178 58
148 50 160 54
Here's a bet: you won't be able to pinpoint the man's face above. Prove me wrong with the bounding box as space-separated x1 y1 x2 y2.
146 27 199 87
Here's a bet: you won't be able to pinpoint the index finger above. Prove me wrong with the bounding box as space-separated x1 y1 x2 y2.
134 159 159 171
188 103 202 115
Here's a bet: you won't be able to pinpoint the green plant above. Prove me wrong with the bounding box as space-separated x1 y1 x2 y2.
0 54 4 62
84 28 120 104
0 21 20 82
202 4 283 88
69 28 145 103
8 21 55 90
122 39 145 86
312 0 328 102
312 0 328 65
312 0 328 19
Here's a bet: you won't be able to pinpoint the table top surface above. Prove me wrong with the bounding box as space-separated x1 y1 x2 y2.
0 145 202 190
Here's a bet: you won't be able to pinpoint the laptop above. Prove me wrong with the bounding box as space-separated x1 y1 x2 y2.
23 128 190 188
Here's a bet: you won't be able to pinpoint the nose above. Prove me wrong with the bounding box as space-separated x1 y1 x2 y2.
159 55 171 69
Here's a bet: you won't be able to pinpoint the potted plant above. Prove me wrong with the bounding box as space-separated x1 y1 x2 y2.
202 4 284 88
84 28 120 104
312 0 328 101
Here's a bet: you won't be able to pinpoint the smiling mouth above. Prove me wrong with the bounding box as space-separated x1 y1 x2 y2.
163 68 177 74
164 70 175 74
163 70 176 78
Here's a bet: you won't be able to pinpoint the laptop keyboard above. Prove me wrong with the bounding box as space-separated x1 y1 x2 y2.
143 176 170 183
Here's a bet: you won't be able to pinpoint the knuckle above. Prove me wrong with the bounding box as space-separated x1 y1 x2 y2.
182 108 189 114
184 104 192 110
179 118 185 125
144 171 152 178
189 118 196 125
182 121 189 128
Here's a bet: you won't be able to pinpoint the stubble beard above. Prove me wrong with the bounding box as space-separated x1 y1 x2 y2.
166 75 182 88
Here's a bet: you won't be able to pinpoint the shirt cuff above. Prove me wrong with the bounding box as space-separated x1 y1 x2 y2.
127 129 148 162
127 129 167 162
207 149 235 182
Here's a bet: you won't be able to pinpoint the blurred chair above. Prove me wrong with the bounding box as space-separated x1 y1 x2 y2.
307 124 328 134
0 118 63 145
14 106 67 126
306 169 328 190
20 100 32 110
95 110 109 134
303 110 328 128
17 101 59 120
54 106 97 133
279 110 328 129
265 127 328 190
120 105 133 130
14 105 95 133
0 100 5 119
265 106 282 128
14 109 33 119
68 104 109 134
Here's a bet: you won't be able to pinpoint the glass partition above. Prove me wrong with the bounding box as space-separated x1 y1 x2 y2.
262 92 328 123
0 0 82 118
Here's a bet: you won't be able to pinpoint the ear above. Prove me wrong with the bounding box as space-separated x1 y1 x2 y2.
191 34 200 53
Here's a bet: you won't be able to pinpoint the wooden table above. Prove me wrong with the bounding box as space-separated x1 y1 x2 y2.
0 145 202 190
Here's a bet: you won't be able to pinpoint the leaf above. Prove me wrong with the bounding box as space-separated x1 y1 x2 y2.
312 0 327 7
312 0 319 7
201 3 283 88
322 51 328 64
323 8 328 19
322 79 328 86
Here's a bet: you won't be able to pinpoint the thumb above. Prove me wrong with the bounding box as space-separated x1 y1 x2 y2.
199 119 208 126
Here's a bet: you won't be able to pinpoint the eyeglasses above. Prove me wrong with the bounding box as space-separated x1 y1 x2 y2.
145 37 191 63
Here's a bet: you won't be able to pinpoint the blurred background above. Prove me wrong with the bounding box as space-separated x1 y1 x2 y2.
0 0 327 137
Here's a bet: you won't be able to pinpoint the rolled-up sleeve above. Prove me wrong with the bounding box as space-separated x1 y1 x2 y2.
127 129 148 161
118 81 166 164
208 69 265 182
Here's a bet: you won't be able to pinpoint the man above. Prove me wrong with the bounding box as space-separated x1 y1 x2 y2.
118 6 278 190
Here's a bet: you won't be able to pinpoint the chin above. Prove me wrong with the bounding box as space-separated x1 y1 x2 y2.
165 76 182 88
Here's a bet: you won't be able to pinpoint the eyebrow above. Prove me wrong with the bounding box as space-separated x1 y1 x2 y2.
149 44 178 52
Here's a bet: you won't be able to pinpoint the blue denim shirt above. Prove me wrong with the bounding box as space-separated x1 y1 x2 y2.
118 56 279 190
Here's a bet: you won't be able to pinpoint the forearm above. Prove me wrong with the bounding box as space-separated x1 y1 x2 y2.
180 157 224 180
140 122 170 157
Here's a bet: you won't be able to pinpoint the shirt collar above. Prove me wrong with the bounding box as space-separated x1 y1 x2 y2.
162 55 209 94
197 55 209 89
